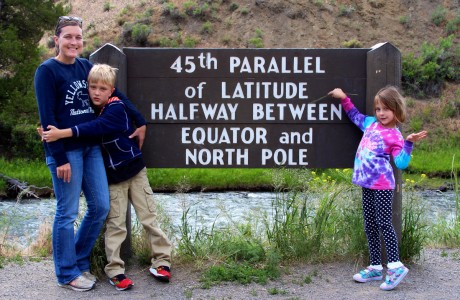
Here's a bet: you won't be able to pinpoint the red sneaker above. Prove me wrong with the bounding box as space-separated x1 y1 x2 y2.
149 266 171 282
109 274 134 291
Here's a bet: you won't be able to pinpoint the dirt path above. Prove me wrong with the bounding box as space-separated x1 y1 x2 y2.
2 248 459 299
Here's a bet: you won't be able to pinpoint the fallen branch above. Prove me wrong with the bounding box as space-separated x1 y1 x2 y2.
0 173 53 199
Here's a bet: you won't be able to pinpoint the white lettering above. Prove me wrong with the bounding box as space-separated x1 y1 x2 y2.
181 127 268 145
185 148 249 166
229 56 325 74
252 103 343 121
279 128 313 144
261 149 308 166
152 103 239 121
221 82 308 100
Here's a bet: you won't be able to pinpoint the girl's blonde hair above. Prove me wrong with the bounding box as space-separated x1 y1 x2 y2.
374 85 406 125
88 64 118 87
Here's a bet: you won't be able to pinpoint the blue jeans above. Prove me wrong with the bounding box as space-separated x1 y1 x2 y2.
46 145 110 284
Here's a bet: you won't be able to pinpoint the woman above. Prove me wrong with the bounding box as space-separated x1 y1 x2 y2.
34 16 145 292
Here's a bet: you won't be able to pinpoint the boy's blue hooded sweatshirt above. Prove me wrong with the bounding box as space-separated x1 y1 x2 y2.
71 97 145 183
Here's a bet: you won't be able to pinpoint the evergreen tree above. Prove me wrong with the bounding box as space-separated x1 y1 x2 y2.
0 0 65 158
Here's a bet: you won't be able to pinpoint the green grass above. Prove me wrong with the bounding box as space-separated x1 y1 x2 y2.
146 168 273 191
0 156 455 194
409 149 460 175
0 158 51 187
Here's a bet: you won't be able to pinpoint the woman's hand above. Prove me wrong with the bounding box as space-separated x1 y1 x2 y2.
406 130 428 143
129 125 146 149
57 163 72 183
37 127 44 141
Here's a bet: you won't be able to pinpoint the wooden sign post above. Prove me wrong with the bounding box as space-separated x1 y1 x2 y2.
90 43 402 258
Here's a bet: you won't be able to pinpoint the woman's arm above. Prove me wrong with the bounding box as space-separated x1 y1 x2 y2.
34 65 69 167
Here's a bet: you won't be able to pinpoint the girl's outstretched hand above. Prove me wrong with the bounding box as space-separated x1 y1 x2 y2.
328 88 347 100
406 130 428 143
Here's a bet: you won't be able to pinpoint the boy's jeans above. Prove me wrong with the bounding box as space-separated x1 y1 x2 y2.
46 145 110 284
104 167 172 278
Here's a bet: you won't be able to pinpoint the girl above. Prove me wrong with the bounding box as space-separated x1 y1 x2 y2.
34 16 145 292
328 86 427 291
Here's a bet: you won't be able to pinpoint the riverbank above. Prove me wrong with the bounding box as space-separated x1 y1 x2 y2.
1 247 459 299
0 165 456 200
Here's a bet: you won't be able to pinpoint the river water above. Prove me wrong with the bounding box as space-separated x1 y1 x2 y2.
0 191 457 247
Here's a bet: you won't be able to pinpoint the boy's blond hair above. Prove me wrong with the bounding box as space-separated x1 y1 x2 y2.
88 64 118 87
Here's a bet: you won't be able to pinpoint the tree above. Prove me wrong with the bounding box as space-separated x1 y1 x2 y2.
0 0 65 158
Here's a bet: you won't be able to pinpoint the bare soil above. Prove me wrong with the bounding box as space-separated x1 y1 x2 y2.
2 248 460 299
63 0 459 53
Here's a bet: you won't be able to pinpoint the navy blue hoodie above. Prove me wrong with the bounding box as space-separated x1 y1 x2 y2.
71 97 145 184
34 57 146 167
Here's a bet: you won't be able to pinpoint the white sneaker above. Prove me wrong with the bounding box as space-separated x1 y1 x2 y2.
380 266 409 291
58 275 95 292
82 271 97 283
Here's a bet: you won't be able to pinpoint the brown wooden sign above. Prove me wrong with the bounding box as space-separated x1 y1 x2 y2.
91 44 401 168
90 44 402 258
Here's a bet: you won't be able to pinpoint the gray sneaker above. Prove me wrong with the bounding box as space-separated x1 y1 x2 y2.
58 275 95 292
82 271 97 283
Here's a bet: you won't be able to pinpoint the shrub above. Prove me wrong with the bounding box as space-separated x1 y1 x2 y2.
201 21 213 34
162 3 185 21
248 29 264 48
445 20 458 35
157 36 179 48
46 36 55 48
248 37 263 48
11 123 44 159
222 35 232 45
183 1 210 19
240 7 249 15
103 1 112 12
445 12 460 34
229 3 238 12
442 97 460 118
342 39 362 48
338 5 355 17
399 15 411 28
431 5 447 26
131 23 151 46
368 0 385 9
402 35 460 97
314 0 323 8
184 36 199 47
92 37 102 48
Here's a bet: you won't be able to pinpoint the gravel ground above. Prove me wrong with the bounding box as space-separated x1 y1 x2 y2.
2 248 459 300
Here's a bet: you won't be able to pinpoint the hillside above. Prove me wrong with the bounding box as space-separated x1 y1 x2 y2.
54 0 460 53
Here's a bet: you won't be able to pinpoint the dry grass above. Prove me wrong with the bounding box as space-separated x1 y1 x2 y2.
47 0 460 54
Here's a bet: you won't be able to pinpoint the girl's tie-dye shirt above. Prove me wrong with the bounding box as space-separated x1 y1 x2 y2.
341 97 413 190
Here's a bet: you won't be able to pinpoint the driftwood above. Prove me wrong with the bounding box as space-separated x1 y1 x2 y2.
0 173 53 200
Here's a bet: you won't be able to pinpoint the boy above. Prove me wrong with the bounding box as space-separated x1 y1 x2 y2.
43 64 172 291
